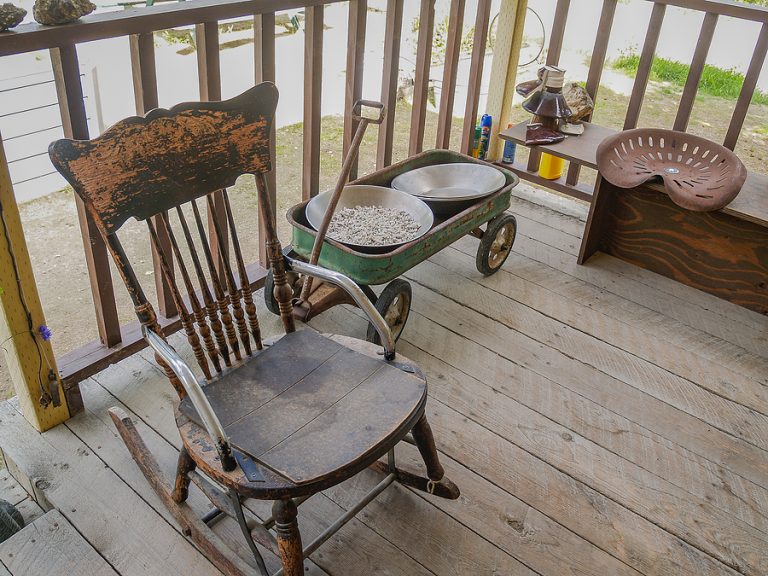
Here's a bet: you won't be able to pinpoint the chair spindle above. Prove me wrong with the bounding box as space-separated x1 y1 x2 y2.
222 191 263 350
191 199 242 363
160 212 223 374
206 194 253 357
147 218 212 380
175 206 232 368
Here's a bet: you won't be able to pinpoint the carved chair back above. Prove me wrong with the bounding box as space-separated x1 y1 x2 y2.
49 83 294 397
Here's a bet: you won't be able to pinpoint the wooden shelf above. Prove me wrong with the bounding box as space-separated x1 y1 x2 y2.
499 121 617 171
500 120 768 228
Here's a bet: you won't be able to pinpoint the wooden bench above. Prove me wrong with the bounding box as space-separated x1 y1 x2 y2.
500 121 768 315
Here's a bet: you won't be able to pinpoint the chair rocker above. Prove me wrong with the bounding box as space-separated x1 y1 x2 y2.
49 82 459 576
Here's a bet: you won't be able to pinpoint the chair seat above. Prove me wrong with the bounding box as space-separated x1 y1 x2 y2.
179 330 427 486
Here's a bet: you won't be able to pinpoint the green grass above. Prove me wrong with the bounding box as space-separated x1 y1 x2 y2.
612 52 768 105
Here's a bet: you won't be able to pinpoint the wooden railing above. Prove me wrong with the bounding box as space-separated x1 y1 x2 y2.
0 0 529 428
520 0 768 192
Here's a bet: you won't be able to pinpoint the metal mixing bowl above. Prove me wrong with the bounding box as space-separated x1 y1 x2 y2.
305 185 434 253
391 163 506 204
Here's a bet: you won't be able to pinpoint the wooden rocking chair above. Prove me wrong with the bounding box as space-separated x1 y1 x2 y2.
49 82 459 576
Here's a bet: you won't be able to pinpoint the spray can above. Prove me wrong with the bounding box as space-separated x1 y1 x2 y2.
471 125 482 158
502 123 516 164
478 114 492 160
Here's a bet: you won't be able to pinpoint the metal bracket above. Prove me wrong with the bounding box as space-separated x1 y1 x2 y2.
234 450 265 482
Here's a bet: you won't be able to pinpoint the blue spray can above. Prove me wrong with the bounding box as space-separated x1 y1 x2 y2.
478 114 492 160
502 123 516 163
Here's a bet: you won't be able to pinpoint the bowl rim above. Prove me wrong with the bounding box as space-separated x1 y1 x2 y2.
390 162 506 202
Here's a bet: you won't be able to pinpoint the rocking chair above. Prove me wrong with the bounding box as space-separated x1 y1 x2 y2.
49 82 459 576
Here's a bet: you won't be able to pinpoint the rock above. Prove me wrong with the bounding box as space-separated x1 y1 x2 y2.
33 0 95 25
563 82 594 122
0 3 26 31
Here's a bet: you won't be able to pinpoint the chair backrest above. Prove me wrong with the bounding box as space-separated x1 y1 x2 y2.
49 83 294 397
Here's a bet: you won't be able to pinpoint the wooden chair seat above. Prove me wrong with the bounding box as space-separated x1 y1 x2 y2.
177 330 427 495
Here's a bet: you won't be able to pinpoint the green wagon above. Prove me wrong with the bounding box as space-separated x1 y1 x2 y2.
265 149 519 342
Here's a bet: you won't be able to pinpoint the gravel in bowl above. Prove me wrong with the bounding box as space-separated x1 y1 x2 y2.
327 206 420 246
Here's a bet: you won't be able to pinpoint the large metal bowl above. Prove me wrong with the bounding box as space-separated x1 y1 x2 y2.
391 162 506 204
305 185 434 253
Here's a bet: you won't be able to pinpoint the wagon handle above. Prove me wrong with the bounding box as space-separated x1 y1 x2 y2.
299 101 386 303
352 100 385 124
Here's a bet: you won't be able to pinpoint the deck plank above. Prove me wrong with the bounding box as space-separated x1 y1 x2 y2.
455 235 768 389
406 255 768 442
400 272 768 489
444 242 768 414
0 402 223 576
0 510 118 576
511 213 768 356
314 306 758 575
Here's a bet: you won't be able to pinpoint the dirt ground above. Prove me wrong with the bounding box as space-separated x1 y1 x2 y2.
2 86 767 400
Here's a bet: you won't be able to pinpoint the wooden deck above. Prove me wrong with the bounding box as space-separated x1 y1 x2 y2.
1 187 767 576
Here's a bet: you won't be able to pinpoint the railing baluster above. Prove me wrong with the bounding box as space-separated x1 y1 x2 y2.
674 12 718 132
254 11 276 267
565 0 616 185
303 4 324 200
344 0 367 180
130 32 177 319
623 2 666 129
460 0 493 155
51 44 121 348
377 0 404 169
436 0 466 150
196 21 229 279
527 0 570 172
409 0 436 156
724 22 768 150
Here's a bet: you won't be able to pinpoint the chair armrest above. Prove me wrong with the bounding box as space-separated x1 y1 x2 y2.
142 326 237 471
286 257 396 360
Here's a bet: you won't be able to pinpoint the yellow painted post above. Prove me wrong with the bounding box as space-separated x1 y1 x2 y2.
486 0 529 161
0 134 69 431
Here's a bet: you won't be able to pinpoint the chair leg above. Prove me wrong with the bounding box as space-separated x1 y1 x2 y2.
172 448 196 504
411 414 444 481
405 414 460 499
272 499 304 576
108 407 256 576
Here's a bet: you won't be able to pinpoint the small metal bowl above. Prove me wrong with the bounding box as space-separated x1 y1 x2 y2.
391 163 506 204
305 185 434 253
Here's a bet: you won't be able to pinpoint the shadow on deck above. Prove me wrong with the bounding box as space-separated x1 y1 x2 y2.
1 187 766 576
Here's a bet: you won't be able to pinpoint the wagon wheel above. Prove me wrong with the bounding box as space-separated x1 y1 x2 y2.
476 214 517 276
366 279 412 345
264 268 303 315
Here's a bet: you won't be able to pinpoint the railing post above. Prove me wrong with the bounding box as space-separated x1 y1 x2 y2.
255 11 277 268
485 0 528 161
409 0 436 156
377 0 404 170
0 135 71 431
303 4 324 200
51 44 121 348
344 0 367 181
130 32 178 319
196 22 229 277
460 0 492 155
435 0 466 150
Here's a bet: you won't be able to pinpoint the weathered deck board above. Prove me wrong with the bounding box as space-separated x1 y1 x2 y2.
0 510 119 576
405 257 768 448
1 187 766 576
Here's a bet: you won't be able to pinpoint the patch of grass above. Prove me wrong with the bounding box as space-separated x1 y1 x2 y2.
612 51 768 105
